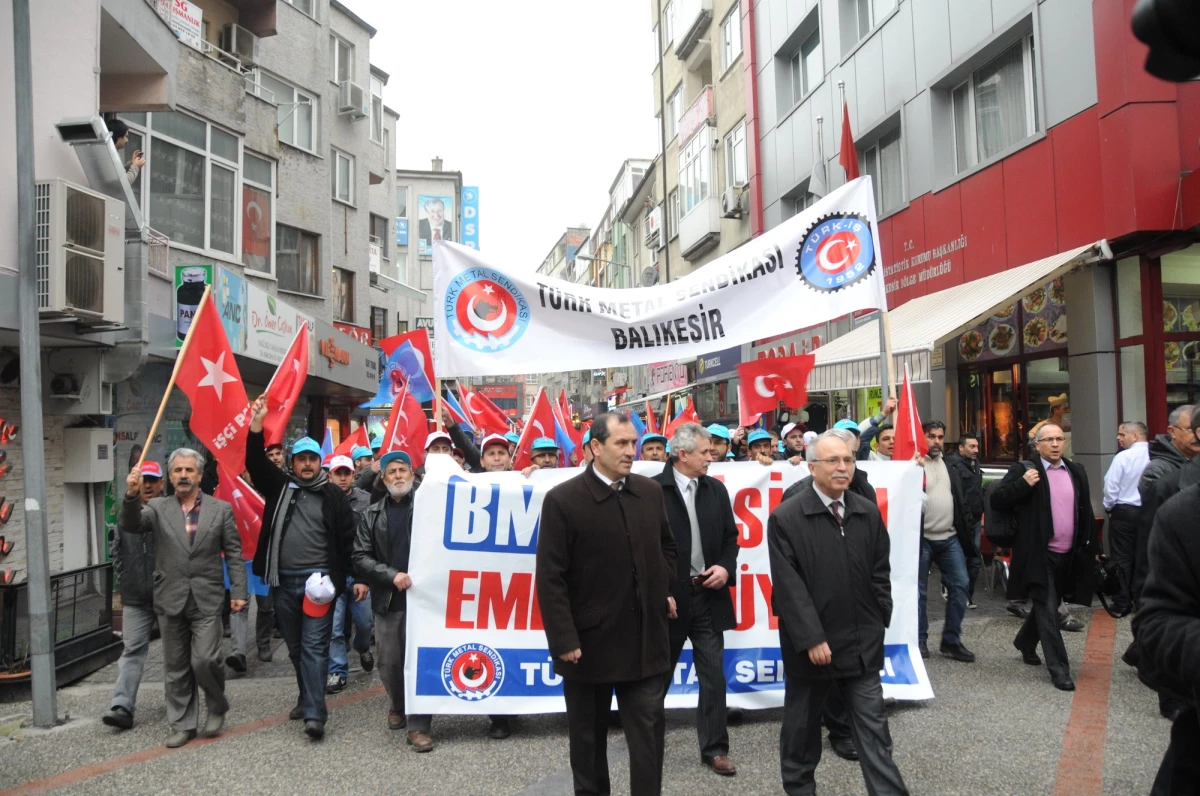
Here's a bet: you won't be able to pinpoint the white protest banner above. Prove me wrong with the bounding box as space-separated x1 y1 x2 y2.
404 457 933 715
432 177 888 376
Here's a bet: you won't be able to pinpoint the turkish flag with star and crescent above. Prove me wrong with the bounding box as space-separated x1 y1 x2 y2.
513 387 558 470
261 326 309 448
456 383 512 436
176 294 251 474
380 380 429 469
736 354 817 416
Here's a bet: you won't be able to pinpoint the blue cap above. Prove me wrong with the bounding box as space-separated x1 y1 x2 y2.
351 446 373 461
747 429 773 445
531 437 559 452
833 419 861 435
726 451 735 459
706 424 731 442
582 430 590 445
504 432 520 445
778 441 786 452
379 450 412 470
641 433 668 446
291 437 322 457
369 436 383 451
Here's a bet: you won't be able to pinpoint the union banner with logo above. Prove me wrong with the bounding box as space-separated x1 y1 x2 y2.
404 457 934 714
431 177 888 377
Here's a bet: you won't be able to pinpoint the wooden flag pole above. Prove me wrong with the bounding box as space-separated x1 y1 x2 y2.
135 283 213 472
434 380 444 432
880 308 897 400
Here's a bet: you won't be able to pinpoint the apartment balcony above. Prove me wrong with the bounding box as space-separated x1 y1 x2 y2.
674 0 713 61
678 86 714 144
679 195 720 261
98 0 181 112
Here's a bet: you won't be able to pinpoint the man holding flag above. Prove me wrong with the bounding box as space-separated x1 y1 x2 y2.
245 397 358 741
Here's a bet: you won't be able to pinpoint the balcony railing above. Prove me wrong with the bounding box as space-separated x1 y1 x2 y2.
678 86 715 144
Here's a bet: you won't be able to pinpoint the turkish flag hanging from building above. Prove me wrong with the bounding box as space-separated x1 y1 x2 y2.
380 381 429 469
261 326 308 448
891 365 928 462
736 354 816 417
839 100 860 181
176 295 251 474
457 383 511 436
215 465 265 559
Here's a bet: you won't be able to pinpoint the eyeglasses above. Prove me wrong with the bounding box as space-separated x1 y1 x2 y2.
1038 437 1067 443
815 457 856 467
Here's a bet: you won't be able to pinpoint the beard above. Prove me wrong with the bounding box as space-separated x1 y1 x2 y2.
927 447 943 458
387 480 413 499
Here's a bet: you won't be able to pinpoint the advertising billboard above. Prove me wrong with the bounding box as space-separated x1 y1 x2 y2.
417 194 454 257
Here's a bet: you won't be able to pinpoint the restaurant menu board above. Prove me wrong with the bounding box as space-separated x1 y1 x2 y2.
1162 294 1200 370
957 278 1068 364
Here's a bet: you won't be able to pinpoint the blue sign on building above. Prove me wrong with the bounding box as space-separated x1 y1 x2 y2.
696 345 741 380
461 186 480 250
396 218 409 247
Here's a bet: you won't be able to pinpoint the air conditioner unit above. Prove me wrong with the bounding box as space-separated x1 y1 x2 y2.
721 187 744 219
644 206 663 250
338 80 369 119
220 24 259 66
34 179 125 325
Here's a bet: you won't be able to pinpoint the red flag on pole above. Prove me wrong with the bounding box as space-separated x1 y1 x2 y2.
457 383 511 436
380 381 429 469
645 400 660 436
513 387 558 470
175 295 251 474
663 396 700 439
215 466 265 560
736 354 816 417
891 365 928 462
334 425 369 457
737 382 762 428
839 100 860 181
379 329 435 390
261 326 308 448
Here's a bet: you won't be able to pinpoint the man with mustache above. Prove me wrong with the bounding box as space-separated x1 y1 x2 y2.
246 397 357 741
119 450 246 748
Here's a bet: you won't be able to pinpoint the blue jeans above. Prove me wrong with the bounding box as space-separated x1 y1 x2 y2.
328 580 374 677
919 536 968 646
275 574 335 723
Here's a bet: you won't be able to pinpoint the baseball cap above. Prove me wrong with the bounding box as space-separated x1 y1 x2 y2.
291 437 322 457
834 419 861 435
802 430 819 446
328 455 354 473
706 424 732 442
641 433 668 446
504 432 521 445
582 430 590 445
747 429 773 445
302 573 336 618
532 437 559 452
425 431 453 450
140 461 163 479
351 446 373 461
264 442 284 453
781 422 802 439
481 433 510 453
369 436 383 451
379 450 412 470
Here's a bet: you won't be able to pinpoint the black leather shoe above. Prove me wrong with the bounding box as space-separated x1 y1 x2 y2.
1161 700 1186 722
487 718 511 739
289 705 304 721
918 641 930 659
304 720 325 739
225 653 246 673
1052 678 1076 691
1014 641 1041 666
830 736 859 761
940 642 976 663
101 706 133 730
1121 641 1140 668
1006 604 1030 619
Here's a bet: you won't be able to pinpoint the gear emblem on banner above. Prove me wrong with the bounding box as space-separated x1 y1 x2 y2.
444 270 530 353
795 212 877 292
442 643 506 701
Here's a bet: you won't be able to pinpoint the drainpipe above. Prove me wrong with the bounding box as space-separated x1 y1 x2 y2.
654 0 672 283
741 0 765 237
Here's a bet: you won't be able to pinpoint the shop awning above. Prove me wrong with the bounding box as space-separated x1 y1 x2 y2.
808 241 1112 392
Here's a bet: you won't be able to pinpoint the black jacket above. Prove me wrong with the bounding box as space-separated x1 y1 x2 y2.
1133 436 1195 600
781 467 876 506
113 511 156 607
652 461 739 636
945 453 984 522
352 488 416 616
246 430 357 597
768 481 892 680
989 457 1097 603
1132 484 1200 706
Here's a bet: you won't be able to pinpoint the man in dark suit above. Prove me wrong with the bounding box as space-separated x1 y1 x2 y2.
990 423 1098 691
120 449 246 748
536 412 678 796
769 431 909 796
652 422 739 777
417 197 453 247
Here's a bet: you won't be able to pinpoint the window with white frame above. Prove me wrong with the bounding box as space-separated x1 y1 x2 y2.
332 266 355 323
953 34 1038 173
721 3 742 72
329 35 353 85
725 120 747 188
249 70 316 153
843 0 895 52
370 76 384 143
122 111 242 255
668 189 681 238
679 127 713 215
242 153 274 274
662 0 674 52
370 213 389 261
276 224 320 295
789 28 822 105
666 85 682 141
283 0 314 17
331 148 354 205
860 128 903 214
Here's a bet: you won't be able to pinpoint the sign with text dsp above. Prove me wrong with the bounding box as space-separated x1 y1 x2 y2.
405 458 932 714
461 186 480 251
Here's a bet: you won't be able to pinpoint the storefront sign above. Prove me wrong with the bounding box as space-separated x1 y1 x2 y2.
396 218 409 247
648 360 689 393
313 318 379 394
479 385 518 400
884 235 969 296
696 345 741 380
174 264 212 347
319 337 351 369
247 282 308 367
416 317 435 338
334 321 372 347
217 268 248 352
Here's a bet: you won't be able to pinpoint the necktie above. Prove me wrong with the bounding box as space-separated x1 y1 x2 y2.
611 481 622 492
686 480 705 577
433 228 441 242
830 501 843 527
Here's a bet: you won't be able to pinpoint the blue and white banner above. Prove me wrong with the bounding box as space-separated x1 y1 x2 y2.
405 457 933 714
461 186 479 251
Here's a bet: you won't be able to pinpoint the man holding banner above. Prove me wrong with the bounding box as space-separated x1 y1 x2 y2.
536 412 678 796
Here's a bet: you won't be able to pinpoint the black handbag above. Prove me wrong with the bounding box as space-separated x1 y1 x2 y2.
1094 555 1131 618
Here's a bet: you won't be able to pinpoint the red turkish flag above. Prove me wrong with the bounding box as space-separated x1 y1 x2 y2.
891 365 928 462
379 329 435 391
261 326 308 448
737 382 762 428
457 383 511 436
176 295 251 474
645 400 661 436
839 101 860 181
215 465 265 560
736 354 816 417
334 425 369 457
513 388 558 470
380 381 429 469
663 396 701 439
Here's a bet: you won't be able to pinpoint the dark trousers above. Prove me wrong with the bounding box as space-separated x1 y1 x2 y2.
275 574 335 723
159 594 227 733
1152 707 1200 795
780 672 909 796
1013 551 1072 682
373 609 432 733
562 674 667 796
823 687 852 743
668 586 729 759
1108 505 1139 609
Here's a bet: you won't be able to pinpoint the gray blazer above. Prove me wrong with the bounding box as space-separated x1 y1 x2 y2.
120 493 247 616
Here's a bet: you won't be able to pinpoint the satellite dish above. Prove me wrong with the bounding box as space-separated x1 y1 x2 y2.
641 266 659 287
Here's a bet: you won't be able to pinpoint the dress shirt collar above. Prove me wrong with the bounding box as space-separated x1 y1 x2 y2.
591 466 624 490
812 483 844 510
1041 457 1067 471
672 465 697 494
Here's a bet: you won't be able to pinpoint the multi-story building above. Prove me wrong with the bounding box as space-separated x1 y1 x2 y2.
751 0 1200 503
0 0 396 579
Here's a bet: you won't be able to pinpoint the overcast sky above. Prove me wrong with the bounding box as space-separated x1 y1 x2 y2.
343 0 660 270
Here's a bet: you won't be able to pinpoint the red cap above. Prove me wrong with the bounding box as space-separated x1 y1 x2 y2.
141 461 163 479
